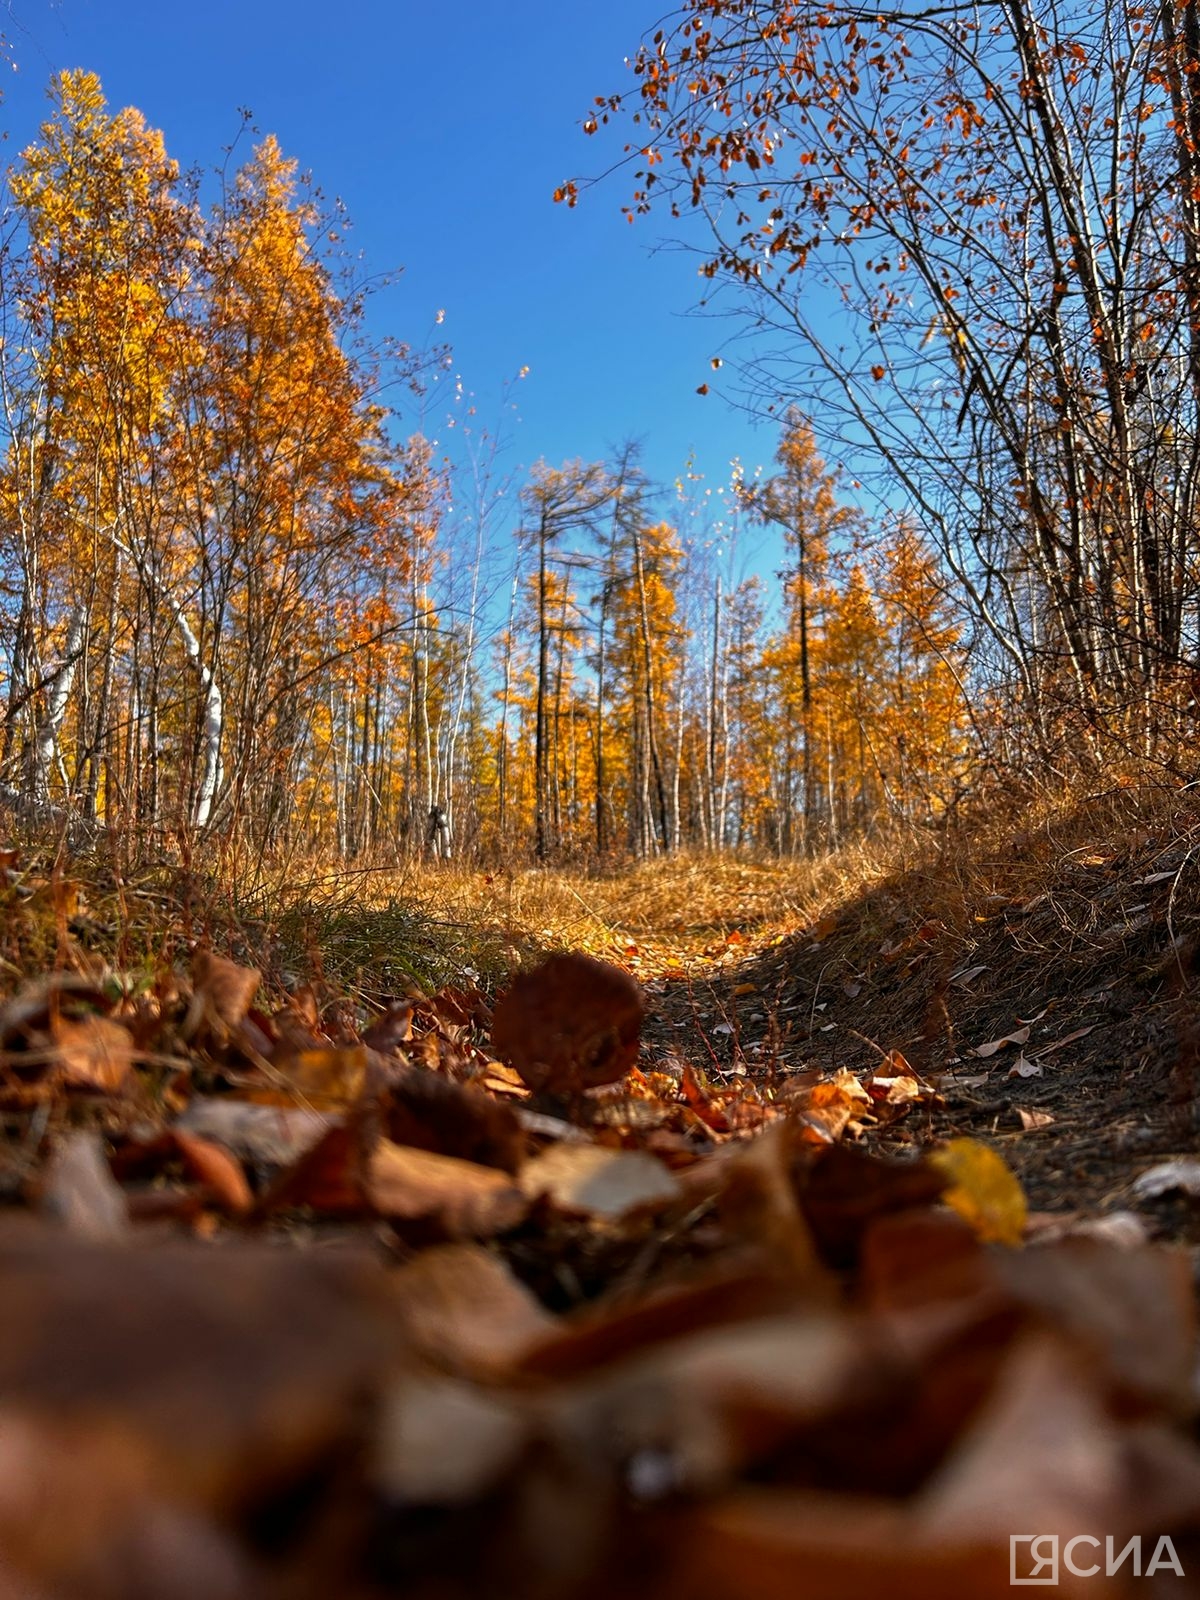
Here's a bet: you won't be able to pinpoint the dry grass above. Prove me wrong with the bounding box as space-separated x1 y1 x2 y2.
7 772 1200 1004
219 828 948 988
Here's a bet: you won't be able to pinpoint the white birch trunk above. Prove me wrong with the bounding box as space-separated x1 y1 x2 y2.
171 607 223 828
32 604 85 802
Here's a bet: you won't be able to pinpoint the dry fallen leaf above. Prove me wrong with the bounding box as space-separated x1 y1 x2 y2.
50 1014 134 1094
1006 1055 1042 1079
383 1062 526 1173
110 1128 255 1220
257 1044 368 1109
0 1231 405 1508
519 1141 681 1220
971 1026 1031 1059
170 1133 254 1215
368 1139 529 1238
374 1374 529 1507
1015 1107 1054 1130
929 1138 1027 1246
490 952 645 1095
1131 1158 1200 1200
949 964 988 986
175 1098 330 1172
389 1244 558 1369
39 1132 129 1243
1029 1024 1096 1059
789 1069 872 1145
916 1333 1200 1551
188 951 260 1038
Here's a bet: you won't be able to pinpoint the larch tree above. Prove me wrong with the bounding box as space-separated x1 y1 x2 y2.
517 460 612 861
607 512 686 857
872 519 971 821
0 70 197 824
183 133 422 843
753 413 861 850
816 564 888 837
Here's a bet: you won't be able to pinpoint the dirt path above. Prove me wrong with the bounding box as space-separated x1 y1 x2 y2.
640 829 1200 1236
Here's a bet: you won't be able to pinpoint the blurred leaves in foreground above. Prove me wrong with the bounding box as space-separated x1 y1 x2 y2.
0 921 1196 1598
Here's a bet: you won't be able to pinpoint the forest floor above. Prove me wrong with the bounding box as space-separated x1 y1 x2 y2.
637 787 1200 1239
2 785 1200 1597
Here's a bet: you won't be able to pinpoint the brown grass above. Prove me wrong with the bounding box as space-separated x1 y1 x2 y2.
5 771 1200 1002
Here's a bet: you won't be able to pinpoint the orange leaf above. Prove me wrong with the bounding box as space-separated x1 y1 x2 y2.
51 1015 134 1094
166 1132 253 1215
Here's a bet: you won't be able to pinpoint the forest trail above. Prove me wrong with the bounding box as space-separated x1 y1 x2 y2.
0 797 1199 1596
641 810 1200 1236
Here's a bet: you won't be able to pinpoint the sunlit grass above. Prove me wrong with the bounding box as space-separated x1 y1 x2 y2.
11 769 1200 1005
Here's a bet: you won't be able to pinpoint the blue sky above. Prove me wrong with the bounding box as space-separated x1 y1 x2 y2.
0 0 787 577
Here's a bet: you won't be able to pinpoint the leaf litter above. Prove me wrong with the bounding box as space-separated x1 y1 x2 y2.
0 876 1197 1598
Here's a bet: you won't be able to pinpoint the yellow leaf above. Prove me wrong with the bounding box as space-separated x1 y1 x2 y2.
929 1137 1027 1246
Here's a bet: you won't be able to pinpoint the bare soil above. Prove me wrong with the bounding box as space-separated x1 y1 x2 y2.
642 802 1200 1238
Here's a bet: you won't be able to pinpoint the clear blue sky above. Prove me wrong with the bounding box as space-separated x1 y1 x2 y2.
0 0 787 574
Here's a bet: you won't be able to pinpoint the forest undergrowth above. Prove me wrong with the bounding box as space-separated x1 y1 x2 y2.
2 778 1200 1598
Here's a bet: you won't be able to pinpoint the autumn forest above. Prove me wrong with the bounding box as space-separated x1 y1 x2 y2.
0 48 1079 868
8 6 1200 1597
13 0 1200 873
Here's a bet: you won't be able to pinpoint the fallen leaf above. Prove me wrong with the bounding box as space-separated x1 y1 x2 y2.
170 1133 253 1215
0 1408 251 1600
257 1045 368 1109
790 1070 872 1145
949 964 988 986
1029 1211 1148 1249
1131 1158 1200 1200
361 1002 414 1054
257 1118 368 1216
866 1050 937 1116
39 1132 129 1243
175 1098 330 1171
801 1144 948 1269
368 1139 528 1238
995 1237 1196 1408
681 1061 732 1132
714 1122 827 1282
110 1129 254 1219
0 974 110 1046
490 952 645 1095
389 1244 558 1369
51 1015 134 1094
939 1071 990 1089
1006 1054 1042 1078
480 1061 529 1097
0 1231 405 1508
374 1375 529 1506
1016 1107 1054 1130
1028 1024 1096 1060
519 1142 681 1220
971 1026 1030 1059
929 1138 1027 1246
665 1486 992 1600
917 1335 1200 1558
384 1062 526 1172
189 951 259 1037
